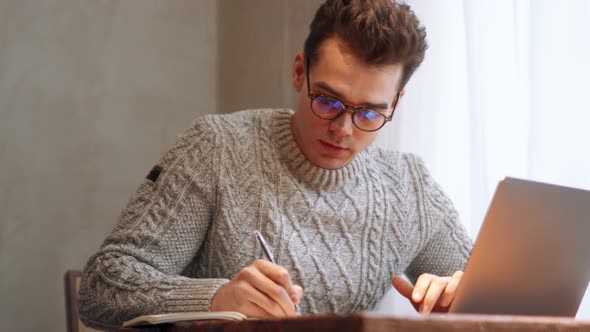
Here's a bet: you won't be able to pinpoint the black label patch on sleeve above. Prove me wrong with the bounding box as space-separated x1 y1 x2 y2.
146 165 163 182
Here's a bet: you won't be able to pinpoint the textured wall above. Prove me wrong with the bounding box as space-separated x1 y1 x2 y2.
0 1 217 331
217 0 322 113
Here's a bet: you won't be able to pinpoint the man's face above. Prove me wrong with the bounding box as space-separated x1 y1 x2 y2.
291 37 404 170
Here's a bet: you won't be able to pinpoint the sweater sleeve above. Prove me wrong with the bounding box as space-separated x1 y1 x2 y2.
78 117 229 330
403 155 473 284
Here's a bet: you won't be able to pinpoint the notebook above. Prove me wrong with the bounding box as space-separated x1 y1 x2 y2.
449 177 590 316
122 311 247 327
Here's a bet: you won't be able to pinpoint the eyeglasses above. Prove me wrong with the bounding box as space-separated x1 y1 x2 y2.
305 56 400 132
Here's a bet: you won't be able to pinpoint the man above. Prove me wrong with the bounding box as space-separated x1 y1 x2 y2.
79 0 472 329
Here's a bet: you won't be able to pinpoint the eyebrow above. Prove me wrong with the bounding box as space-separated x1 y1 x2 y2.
313 81 390 110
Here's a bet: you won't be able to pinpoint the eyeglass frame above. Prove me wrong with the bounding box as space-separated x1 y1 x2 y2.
305 56 401 132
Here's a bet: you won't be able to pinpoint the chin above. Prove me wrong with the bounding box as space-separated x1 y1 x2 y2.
314 157 351 170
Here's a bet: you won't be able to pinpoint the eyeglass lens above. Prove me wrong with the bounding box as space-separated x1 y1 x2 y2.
312 95 386 131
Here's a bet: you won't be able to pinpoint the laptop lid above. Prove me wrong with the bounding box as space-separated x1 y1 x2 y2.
449 177 590 316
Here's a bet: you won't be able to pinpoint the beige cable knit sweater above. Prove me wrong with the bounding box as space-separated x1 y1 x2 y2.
79 109 472 330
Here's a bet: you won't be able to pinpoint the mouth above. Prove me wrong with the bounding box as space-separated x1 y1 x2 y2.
320 140 348 152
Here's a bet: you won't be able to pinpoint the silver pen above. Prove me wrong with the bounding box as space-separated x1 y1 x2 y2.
255 230 301 316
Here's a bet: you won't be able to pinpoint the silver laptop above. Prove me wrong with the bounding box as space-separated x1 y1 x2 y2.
449 177 590 316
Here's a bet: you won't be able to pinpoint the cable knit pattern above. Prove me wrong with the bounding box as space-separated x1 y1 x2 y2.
78 108 473 330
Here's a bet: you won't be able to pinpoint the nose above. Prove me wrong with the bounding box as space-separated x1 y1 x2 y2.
328 110 354 137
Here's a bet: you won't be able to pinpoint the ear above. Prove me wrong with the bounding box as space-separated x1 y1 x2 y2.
292 52 306 93
387 89 405 117
392 89 406 112
397 90 406 104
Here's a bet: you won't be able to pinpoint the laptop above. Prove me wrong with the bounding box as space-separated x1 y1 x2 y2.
449 177 590 317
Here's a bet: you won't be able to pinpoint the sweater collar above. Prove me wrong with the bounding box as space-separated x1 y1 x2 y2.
272 109 368 191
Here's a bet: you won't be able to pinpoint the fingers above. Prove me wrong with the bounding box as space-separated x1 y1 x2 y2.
290 285 304 304
438 271 463 308
253 260 297 295
392 272 464 315
391 276 414 300
391 276 420 311
412 273 436 303
240 302 274 319
211 261 303 319
252 260 301 313
237 279 283 318
417 274 450 314
239 264 296 317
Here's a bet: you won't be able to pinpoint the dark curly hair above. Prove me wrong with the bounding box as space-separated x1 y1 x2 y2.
304 0 428 89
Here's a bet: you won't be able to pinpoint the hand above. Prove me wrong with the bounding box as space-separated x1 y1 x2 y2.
210 259 303 318
392 271 463 314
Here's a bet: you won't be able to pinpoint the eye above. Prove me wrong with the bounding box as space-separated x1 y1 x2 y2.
358 109 381 121
314 95 344 114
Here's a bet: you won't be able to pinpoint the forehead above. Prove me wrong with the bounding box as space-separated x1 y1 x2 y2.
310 37 403 105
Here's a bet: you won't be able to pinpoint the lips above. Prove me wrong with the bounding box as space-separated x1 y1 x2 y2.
320 140 348 152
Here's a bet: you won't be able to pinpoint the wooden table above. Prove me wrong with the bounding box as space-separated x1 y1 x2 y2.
117 313 590 332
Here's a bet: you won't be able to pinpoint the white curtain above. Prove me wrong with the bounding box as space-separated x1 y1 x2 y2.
374 0 590 317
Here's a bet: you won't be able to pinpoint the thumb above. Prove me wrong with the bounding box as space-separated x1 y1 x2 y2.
391 275 414 300
392 276 420 312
